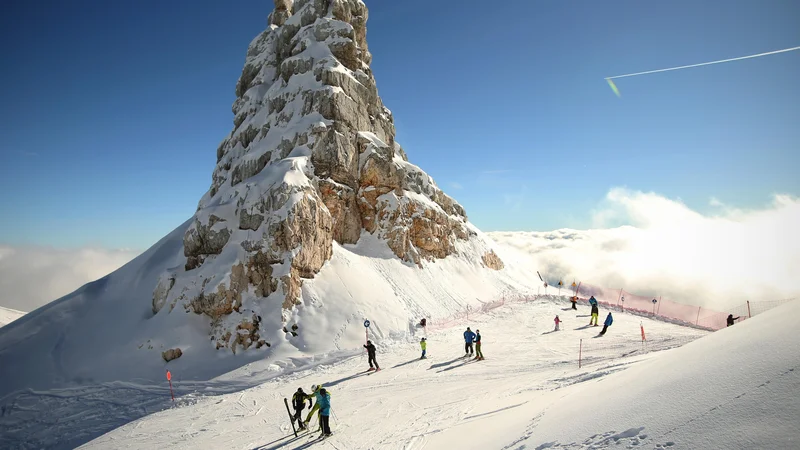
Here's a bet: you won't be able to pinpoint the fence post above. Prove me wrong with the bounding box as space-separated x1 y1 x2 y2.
657 296 662 315
579 339 583 369
695 306 701 326
747 300 751 319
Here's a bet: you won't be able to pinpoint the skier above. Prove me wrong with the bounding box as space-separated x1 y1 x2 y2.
420 337 427 359
570 296 577 310
303 384 330 431
726 314 741 327
419 318 427 328
364 340 380 371
554 315 561 331
474 329 484 360
589 296 599 326
463 327 476 357
599 312 613 335
317 387 332 437
292 387 312 430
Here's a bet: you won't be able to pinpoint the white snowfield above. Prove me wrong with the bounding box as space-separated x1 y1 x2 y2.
79 297 798 450
0 222 537 449
0 306 25 328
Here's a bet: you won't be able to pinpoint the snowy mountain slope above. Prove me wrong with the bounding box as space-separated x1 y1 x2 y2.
80 297 715 449
0 225 535 449
0 0 532 440
0 306 24 328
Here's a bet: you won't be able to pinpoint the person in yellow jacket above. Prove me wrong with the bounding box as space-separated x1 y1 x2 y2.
420 337 427 359
304 384 330 431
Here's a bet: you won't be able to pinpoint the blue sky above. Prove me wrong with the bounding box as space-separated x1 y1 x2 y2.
0 0 798 250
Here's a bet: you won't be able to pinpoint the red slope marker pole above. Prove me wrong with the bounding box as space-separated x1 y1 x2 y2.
166 370 174 402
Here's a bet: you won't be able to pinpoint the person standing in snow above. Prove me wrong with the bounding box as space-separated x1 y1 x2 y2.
464 327 476 357
589 296 599 326
474 329 484 360
726 314 741 327
304 384 329 431
599 312 613 335
292 387 312 430
420 337 427 359
317 388 332 437
554 315 561 331
364 340 380 371
570 296 578 310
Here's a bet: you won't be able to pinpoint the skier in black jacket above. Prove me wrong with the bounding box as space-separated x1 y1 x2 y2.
726 314 741 327
292 387 312 430
364 340 380 371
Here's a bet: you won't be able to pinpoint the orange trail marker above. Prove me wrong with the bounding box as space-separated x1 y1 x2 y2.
166 370 174 401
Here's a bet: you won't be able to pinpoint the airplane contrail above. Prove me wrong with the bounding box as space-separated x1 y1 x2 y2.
604 45 800 97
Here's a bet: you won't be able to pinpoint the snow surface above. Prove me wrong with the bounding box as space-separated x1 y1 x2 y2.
79 298 798 450
0 306 24 328
0 220 537 448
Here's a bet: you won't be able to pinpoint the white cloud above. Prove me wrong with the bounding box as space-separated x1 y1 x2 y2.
0 246 141 312
489 188 800 311
449 182 464 190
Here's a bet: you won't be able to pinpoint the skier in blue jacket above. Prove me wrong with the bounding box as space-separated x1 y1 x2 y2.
599 312 613 335
316 388 332 437
464 327 476 356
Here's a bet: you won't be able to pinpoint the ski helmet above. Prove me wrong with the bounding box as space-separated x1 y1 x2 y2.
311 384 319 392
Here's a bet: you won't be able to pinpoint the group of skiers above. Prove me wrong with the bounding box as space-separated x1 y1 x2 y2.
292 298 620 437
291 384 333 437
554 296 613 335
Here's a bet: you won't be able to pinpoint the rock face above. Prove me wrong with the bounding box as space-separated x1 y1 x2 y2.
151 0 503 353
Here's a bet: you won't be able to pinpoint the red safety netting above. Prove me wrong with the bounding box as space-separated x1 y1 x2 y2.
425 281 795 334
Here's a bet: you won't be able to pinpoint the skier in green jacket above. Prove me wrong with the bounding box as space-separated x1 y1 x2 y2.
420 337 427 359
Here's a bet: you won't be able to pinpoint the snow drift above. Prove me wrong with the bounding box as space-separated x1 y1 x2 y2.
0 306 24 329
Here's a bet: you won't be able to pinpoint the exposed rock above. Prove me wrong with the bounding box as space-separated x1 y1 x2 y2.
482 250 505 270
162 348 183 362
319 179 361 244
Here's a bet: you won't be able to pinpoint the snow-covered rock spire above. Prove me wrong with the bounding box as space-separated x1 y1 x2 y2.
151 0 503 353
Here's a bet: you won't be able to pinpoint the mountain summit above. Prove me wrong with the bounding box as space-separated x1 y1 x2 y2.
152 0 505 353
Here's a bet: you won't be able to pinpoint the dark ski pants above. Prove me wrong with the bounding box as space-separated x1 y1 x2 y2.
368 354 379 369
320 414 331 435
421 349 426 359
475 342 483 358
465 342 474 355
571 302 577 310
294 408 305 429
600 325 608 335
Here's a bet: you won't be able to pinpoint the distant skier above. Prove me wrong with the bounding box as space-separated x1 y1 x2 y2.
464 327 476 357
589 296 599 326
419 318 427 328
317 387 332 437
554 315 561 331
599 312 613 335
364 340 380 371
570 296 578 310
726 314 741 327
474 329 484 360
420 337 427 359
292 387 312 430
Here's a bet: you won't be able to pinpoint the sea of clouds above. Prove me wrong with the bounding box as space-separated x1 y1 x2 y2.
489 188 800 311
0 246 141 312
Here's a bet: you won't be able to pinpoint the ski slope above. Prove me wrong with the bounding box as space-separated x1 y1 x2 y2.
77 296 763 450
0 306 24 328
